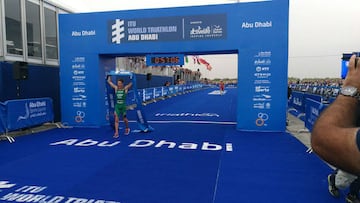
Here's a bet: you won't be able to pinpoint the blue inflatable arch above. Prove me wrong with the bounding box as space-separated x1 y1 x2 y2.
59 0 289 132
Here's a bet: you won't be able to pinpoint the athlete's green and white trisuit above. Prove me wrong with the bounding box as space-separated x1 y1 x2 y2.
115 88 127 117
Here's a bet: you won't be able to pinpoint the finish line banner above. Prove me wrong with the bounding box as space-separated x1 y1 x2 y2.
59 1 289 131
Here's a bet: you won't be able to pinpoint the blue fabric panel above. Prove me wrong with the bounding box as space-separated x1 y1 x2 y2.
5 98 54 131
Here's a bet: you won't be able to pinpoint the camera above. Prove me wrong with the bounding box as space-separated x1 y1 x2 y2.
341 52 360 79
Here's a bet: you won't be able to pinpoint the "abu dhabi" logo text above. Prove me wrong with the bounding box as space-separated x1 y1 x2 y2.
50 138 233 152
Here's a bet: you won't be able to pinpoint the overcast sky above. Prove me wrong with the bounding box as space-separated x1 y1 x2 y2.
53 0 360 79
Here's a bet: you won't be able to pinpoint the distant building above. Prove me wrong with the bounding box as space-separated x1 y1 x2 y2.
0 0 72 121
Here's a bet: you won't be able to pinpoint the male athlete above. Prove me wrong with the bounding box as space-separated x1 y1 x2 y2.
219 80 225 95
107 76 132 137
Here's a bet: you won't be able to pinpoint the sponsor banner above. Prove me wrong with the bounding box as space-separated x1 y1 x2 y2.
109 14 226 44
144 88 154 101
154 87 163 98
162 87 169 96
5 98 54 131
168 86 175 95
252 51 272 112
174 86 179 94
304 98 328 132
184 14 227 40
60 55 99 127
237 48 286 131
288 92 323 116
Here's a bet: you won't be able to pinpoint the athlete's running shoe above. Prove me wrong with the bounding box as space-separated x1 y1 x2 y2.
328 174 340 197
124 128 130 135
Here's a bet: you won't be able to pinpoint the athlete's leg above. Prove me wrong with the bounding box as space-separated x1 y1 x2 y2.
121 106 130 135
123 114 130 135
114 112 119 138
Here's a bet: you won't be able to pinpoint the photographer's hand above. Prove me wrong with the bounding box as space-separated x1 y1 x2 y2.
343 54 360 88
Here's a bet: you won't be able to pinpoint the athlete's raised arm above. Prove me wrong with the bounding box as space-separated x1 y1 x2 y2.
107 75 117 90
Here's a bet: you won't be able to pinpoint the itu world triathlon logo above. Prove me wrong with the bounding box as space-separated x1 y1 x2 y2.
111 19 125 44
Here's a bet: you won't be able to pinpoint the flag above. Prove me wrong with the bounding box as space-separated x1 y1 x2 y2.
198 57 212 71
191 55 212 71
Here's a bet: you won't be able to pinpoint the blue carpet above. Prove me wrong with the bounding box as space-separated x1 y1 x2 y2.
141 88 237 122
0 88 344 202
215 131 339 203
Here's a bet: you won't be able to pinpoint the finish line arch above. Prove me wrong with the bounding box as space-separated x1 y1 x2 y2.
59 1 289 132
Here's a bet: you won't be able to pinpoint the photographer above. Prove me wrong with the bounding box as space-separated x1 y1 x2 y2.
311 54 360 175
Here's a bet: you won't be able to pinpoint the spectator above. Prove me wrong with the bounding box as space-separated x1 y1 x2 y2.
287 85 292 99
311 54 360 174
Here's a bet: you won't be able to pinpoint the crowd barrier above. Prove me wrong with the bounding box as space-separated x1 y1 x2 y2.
304 98 328 132
126 84 204 104
1 84 204 139
288 91 332 132
0 97 54 137
290 84 340 98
